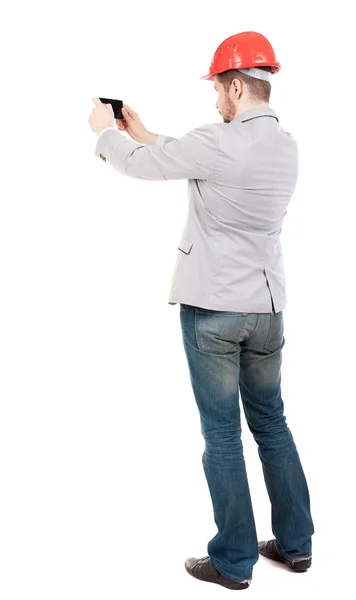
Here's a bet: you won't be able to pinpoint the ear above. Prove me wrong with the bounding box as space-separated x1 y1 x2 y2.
232 78 242 98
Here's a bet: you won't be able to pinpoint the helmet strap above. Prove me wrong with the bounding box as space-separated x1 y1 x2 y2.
238 68 271 81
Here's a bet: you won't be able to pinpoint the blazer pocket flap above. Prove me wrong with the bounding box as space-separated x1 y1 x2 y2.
178 240 193 254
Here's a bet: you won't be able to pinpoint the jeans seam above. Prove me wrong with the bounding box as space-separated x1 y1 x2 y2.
241 313 260 343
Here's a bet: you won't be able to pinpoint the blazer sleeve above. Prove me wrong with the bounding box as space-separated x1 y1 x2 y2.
94 124 219 180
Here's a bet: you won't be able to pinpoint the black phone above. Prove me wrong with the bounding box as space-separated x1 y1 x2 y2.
99 98 124 120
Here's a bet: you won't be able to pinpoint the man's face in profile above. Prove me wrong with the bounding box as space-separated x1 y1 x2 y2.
214 77 238 124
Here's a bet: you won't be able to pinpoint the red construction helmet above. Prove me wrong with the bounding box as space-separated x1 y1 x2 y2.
201 31 281 82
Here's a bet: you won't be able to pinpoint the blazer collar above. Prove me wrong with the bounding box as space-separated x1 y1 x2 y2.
232 106 279 124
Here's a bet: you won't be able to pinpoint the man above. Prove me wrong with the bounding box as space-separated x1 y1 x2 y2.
88 31 314 591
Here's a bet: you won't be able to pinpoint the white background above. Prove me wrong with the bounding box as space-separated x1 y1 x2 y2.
1 0 355 597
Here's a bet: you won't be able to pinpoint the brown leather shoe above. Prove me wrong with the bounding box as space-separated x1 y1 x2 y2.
185 555 251 590
259 539 312 572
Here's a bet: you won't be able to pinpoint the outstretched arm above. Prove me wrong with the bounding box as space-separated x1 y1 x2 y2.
95 123 219 181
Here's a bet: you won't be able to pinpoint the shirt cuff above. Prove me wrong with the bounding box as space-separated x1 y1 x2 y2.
97 126 115 140
155 134 168 147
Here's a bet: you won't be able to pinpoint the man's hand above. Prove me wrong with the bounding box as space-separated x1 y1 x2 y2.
88 97 115 135
116 104 157 144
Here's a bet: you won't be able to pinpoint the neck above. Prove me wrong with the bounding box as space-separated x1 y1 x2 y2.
235 101 269 117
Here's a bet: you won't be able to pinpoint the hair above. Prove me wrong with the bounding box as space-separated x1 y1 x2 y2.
216 66 272 102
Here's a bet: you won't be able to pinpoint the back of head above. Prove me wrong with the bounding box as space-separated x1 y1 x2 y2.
216 66 272 104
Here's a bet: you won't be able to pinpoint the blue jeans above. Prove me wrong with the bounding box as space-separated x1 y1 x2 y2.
179 304 314 583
